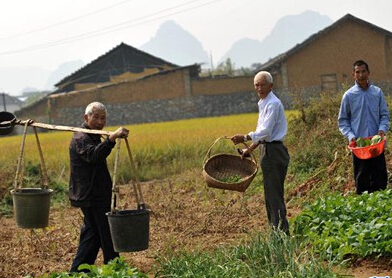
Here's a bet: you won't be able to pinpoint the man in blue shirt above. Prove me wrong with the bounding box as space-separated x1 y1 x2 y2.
338 60 390 194
232 71 290 233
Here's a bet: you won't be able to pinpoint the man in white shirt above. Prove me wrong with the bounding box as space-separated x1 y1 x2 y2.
231 71 290 233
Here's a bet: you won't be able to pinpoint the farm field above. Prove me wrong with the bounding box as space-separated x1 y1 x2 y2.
1 109 392 277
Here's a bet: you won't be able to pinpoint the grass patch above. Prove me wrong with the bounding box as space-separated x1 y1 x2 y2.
155 230 341 278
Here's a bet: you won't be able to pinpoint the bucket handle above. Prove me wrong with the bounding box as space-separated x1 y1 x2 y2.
202 136 258 168
125 138 146 210
110 139 122 213
110 138 146 213
13 121 29 190
13 121 49 190
33 127 49 189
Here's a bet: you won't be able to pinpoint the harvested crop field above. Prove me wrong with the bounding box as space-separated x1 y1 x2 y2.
0 169 391 278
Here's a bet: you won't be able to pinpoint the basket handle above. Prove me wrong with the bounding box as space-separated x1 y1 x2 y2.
203 136 258 167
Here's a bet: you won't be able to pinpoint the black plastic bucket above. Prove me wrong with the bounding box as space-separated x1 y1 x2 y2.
106 209 150 252
0 111 16 135
11 188 53 229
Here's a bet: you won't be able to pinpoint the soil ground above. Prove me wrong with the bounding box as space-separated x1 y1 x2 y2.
0 169 391 278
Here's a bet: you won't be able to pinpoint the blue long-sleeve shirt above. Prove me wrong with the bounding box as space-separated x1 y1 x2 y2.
338 82 390 142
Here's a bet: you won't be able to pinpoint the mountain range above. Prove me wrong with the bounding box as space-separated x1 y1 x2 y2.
219 10 332 68
140 10 331 69
4 10 332 96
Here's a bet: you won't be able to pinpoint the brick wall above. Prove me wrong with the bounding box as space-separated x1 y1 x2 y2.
192 76 253 95
276 21 392 91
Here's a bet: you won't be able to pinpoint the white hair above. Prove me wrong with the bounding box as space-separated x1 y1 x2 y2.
85 102 107 116
255 71 273 84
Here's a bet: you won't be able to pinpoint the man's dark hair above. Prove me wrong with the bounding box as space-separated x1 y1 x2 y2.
353 60 369 71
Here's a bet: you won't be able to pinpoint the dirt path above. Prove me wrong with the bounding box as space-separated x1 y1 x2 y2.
0 171 390 277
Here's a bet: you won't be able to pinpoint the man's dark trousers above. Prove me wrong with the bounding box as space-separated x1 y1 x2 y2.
70 206 119 272
261 142 290 233
353 152 387 194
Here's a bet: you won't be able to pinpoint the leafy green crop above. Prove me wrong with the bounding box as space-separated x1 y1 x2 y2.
292 189 392 261
219 174 243 183
25 257 147 278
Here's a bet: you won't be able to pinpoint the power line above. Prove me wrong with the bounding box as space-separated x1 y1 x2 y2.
0 0 133 40
0 0 224 56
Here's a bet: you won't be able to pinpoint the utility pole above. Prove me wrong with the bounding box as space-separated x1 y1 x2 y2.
2 92 6 111
210 51 214 77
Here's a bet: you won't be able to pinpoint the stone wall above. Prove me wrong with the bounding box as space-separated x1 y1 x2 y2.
58 91 260 127
15 63 391 132
14 69 257 128
16 68 325 129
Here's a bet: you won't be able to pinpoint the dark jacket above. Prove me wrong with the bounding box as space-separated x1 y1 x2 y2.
68 123 115 208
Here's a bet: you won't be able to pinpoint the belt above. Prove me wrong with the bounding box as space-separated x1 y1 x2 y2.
261 140 282 144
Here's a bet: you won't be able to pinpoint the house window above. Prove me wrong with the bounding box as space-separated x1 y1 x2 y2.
320 74 338 92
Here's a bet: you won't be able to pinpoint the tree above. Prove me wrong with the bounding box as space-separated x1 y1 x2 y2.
199 58 255 77
214 58 235 76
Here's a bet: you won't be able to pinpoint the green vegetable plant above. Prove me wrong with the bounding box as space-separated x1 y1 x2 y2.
355 135 382 148
371 134 382 144
219 174 243 183
292 189 392 261
25 257 148 278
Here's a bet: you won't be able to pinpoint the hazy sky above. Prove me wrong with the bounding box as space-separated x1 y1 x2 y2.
1 0 392 94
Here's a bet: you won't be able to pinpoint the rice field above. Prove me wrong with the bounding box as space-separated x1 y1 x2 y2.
1 112 300 189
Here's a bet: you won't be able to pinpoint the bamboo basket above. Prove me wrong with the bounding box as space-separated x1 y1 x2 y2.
202 137 258 192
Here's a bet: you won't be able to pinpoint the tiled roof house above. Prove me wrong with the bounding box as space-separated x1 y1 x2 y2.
258 14 392 95
54 42 181 93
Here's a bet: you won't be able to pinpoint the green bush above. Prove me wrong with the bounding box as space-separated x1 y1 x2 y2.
286 92 346 174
